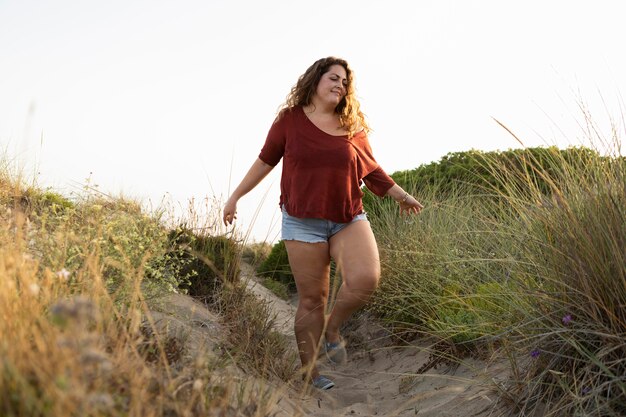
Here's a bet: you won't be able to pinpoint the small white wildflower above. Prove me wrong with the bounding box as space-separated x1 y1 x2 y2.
28 283 40 296
57 268 70 281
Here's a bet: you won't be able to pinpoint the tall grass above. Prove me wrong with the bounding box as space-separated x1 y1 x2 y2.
483 143 626 415
369 121 625 414
0 172 289 416
370 186 516 345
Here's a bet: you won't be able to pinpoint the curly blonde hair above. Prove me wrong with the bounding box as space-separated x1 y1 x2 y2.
279 57 369 138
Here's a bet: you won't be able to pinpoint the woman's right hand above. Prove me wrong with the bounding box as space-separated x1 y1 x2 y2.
221 158 274 227
223 197 238 226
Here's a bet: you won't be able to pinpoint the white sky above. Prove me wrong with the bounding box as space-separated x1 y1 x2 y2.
1 0 625 242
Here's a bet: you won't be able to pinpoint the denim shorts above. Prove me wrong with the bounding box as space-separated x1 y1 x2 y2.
281 206 368 243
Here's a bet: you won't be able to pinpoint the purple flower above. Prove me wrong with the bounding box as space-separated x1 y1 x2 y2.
530 349 541 358
581 387 591 395
562 314 573 325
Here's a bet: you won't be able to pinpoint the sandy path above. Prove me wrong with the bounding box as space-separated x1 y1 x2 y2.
240 263 508 416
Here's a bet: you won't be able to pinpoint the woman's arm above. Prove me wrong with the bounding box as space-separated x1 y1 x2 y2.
385 183 424 215
362 166 423 215
223 158 275 225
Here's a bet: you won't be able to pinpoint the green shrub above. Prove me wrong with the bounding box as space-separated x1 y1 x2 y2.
161 227 240 302
241 241 272 266
256 241 295 293
363 146 608 215
428 281 522 344
19 188 76 215
26 194 175 299
262 277 290 300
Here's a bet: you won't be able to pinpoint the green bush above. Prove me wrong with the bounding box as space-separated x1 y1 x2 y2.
26 194 176 299
256 241 295 293
363 146 608 215
241 241 272 266
262 277 290 300
160 227 240 302
428 281 522 344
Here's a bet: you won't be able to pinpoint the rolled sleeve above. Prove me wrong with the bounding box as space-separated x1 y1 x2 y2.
363 166 395 197
259 115 287 167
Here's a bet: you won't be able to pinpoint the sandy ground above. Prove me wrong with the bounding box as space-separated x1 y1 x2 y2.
149 264 511 416
240 263 511 417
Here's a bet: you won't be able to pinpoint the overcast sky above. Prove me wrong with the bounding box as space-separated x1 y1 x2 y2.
1 0 625 242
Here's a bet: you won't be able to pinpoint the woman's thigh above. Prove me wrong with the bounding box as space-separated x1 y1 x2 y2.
328 220 380 290
284 240 331 303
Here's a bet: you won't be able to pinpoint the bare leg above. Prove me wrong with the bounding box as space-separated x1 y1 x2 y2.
326 220 380 344
284 240 331 380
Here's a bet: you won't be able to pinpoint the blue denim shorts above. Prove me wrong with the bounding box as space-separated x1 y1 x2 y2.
281 206 368 243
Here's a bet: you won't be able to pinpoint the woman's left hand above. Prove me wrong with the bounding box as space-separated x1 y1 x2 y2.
399 195 423 215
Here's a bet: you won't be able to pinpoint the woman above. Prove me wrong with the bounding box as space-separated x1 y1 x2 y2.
223 57 423 390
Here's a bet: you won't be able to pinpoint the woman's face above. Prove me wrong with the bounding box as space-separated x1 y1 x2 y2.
314 64 348 107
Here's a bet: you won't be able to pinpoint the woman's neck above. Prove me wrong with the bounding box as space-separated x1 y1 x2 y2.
305 96 338 116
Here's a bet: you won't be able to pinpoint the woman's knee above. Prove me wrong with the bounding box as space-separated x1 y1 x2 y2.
298 292 328 312
344 271 380 293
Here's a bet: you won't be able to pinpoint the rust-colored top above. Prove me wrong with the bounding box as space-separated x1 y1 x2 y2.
259 106 395 222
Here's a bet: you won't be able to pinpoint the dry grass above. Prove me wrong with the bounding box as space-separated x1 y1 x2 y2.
0 173 286 417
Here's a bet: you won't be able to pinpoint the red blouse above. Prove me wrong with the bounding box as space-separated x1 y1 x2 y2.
259 106 395 223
